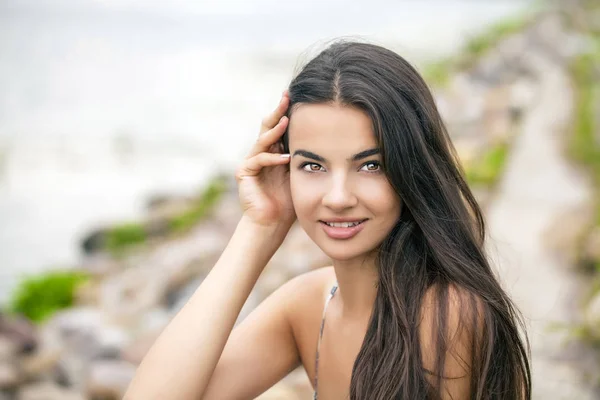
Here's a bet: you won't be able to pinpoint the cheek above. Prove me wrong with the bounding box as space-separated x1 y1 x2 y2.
289 172 316 218
362 180 402 219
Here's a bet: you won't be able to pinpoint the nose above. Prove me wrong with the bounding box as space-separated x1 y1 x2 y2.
322 174 358 211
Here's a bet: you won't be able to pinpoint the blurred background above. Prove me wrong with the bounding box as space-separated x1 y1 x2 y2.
0 0 599 399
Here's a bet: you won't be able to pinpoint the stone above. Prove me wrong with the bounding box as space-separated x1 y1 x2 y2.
0 314 37 354
86 360 136 400
19 350 61 381
585 292 600 337
80 228 109 255
0 338 16 362
0 361 20 390
543 206 594 265
18 381 85 400
145 193 194 214
100 267 169 323
74 280 100 305
583 227 600 262
41 307 131 361
136 308 171 334
77 254 121 277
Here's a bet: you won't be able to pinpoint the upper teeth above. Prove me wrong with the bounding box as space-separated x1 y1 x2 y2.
325 221 363 228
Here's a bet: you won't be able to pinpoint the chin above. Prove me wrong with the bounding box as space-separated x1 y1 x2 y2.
317 238 378 262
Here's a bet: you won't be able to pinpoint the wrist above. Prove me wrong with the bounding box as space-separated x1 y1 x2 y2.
238 214 292 244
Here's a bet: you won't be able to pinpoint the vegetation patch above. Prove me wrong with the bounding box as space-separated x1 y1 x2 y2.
465 141 510 188
8 270 89 323
169 177 228 233
105 176 228 254
421 12 536 88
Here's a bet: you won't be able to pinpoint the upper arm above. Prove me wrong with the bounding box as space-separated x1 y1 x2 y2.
202 272 313 400
418 284 485 400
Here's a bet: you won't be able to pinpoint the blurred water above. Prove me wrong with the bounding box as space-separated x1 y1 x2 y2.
0 0 532 305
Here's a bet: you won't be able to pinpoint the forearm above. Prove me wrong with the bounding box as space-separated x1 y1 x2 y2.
124 215 289 399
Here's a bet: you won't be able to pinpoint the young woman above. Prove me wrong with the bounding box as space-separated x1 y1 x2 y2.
124 40 531 400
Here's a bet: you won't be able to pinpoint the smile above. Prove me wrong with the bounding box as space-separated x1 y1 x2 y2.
319 219 368 239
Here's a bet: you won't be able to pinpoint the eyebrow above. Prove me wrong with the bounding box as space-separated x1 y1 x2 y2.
292 148 380 163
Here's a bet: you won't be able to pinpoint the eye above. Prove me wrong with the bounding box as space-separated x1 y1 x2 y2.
360 161 381 173
300 162 325 173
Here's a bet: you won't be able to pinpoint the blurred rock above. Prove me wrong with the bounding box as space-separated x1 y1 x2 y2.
80 229 108 255
85 360 136 400
100 267 169 323
19 350 61 381
136 308 171 335
0 315 37 355
586 292 600 337
544 206 594 265
0 362 20 390
583 227 600 262
41 307 131 361
18 381 84 400
0 338 17 362
74 280 101 306
145 194 194 213
77 255 121 277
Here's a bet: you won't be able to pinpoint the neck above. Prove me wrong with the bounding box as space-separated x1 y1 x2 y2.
331 251 379 321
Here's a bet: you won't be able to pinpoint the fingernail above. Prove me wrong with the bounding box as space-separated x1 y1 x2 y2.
280 154 290 158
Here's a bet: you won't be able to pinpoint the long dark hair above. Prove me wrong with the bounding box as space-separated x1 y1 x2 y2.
281 40 531 399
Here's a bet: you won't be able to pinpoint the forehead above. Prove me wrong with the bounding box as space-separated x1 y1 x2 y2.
288 103 376 150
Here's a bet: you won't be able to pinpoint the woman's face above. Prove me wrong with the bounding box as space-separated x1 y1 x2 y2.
287 103 402 262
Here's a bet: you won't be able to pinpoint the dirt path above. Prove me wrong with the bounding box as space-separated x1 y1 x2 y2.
485 16 599 400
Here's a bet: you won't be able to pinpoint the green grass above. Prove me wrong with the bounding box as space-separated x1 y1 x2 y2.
464 16 530 59
569 47 600 227
8 270 89 323
465 141 510 188
421 58 454 88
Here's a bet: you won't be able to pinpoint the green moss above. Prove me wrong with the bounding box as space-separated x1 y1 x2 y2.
103 176 228 254
106 222 147 253
8 270 89 323
465 141 509 187
169 177 227 233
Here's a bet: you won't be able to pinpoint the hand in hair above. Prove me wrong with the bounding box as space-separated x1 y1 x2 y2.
236 90 296 231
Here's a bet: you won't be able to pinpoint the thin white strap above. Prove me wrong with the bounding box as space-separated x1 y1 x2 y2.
313 283 338 400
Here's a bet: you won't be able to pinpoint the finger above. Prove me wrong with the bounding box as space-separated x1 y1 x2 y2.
259 92 290 135
248 115 288 158
236 152 291 181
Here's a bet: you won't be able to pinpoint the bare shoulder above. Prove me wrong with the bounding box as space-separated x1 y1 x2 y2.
276 266 336 337
280 266 336 303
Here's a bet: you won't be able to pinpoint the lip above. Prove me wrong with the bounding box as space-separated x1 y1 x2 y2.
319 217 368 223
319 219 367 240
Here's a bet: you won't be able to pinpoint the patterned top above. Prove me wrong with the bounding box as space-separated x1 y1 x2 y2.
313 283 338 400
